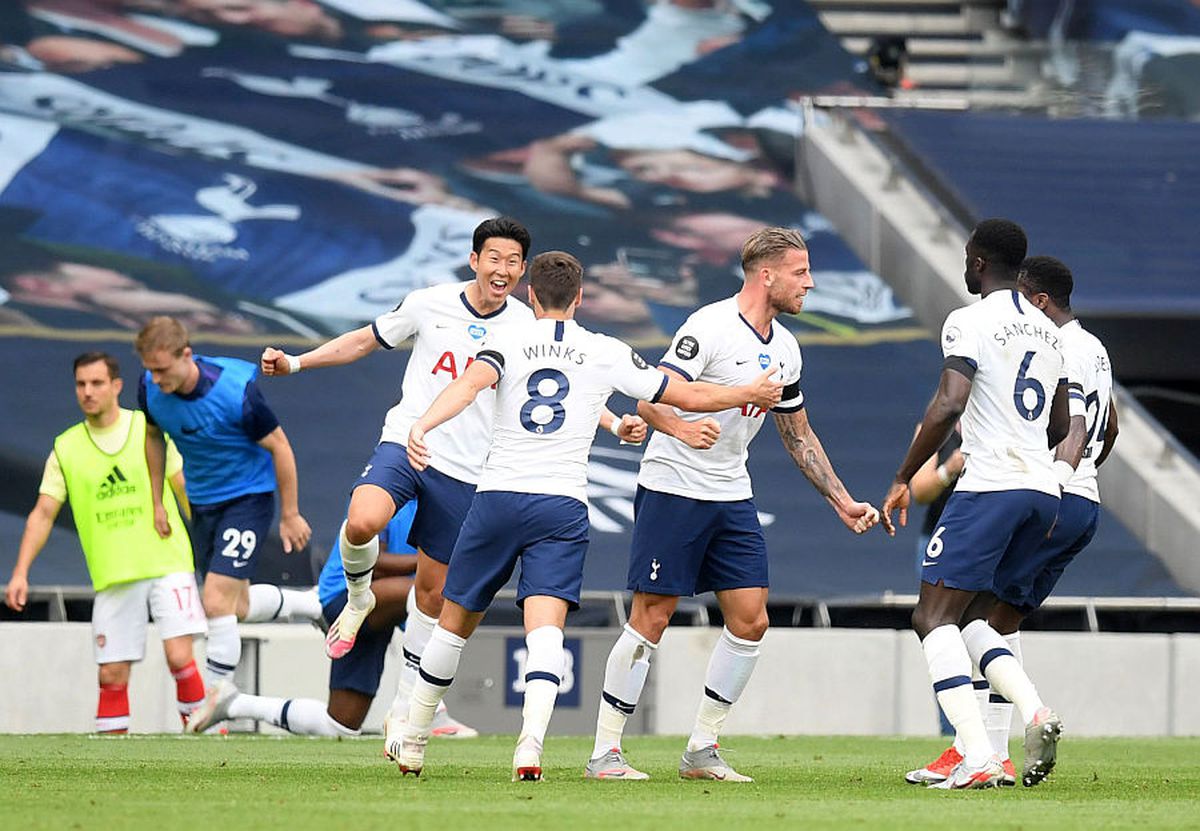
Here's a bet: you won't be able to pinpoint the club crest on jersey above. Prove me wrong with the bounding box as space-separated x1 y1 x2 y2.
758 353 771 370
468 324 487 340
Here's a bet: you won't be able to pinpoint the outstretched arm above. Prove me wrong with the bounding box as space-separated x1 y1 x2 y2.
5 494 64 612
658 368 782 414
408 359 501 471
881 365 971 535
599 406 646 445
261 325 380 376
636 369 721 449
258 427 312 554
774 408 879 534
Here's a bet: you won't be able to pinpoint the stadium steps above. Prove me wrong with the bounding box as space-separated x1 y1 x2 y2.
809 0 1047 104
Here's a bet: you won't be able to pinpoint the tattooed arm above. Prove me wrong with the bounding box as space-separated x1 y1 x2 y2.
773 408 879 534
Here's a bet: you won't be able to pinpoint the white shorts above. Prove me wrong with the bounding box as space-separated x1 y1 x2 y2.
92 571 207 664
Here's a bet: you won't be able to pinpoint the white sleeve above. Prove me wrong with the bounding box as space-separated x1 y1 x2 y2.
606 338 669 403
774 341 804 413
371 289 424 349
1063 345 1088 419
940 308 979 368
657 313 712 381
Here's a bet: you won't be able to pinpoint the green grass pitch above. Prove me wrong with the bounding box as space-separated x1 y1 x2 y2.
4 734 1199 830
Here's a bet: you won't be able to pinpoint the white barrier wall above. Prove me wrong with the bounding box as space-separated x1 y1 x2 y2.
3 623 1198 736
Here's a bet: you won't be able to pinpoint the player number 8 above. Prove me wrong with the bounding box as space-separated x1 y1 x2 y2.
520 368 570 435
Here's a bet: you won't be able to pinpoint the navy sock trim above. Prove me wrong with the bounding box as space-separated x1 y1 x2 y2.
602 691 636 716
704 686 733 705
402 648 421 666
272 586 286 621
525 671 561 686
344 567 373 580
972 679 990 690
988 694 1011 704
979 647 1013 674
933 675 972 693
205 658 236 673
280 699 292 732
418 667 453 687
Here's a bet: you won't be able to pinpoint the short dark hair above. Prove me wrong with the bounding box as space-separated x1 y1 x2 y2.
971 218 1027 272
473 216 531 260
529 251 582 311
1019 255 1073 311
73 351 120 379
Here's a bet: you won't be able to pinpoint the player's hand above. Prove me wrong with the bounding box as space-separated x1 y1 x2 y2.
279 512 312 554
838 500 881 534
407 426 430 472
153 503 172 539
4 574 28 612
616 414 647 445
260 347 292 376
678 416 721 449
880 481 910 537
745 369 784 410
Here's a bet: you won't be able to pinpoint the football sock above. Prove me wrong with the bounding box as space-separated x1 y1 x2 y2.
172 659 206 722
406 625 465 734
593 624 657 759
243 584 322 623
204 614 241 686
687 627 760 752
962 619 1043 725
339 521 379 611
520 625 563 746
390 588 437 726
922 624 991 766
986 632 1022 759
227 694 357 736
96 682 130 734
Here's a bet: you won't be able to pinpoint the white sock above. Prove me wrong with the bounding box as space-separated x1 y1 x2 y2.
243 584 322 623
593 624 657 759
406 625 465 734
922 624 991 766
687 627 760 752
962 619 1043 725
390 589 437 723
227 694 357 736
204 614 241 686
986 632 1022 760
339 521 379 610
520 625 564 746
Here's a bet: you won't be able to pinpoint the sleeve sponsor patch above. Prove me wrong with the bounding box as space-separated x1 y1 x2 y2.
630 349 648 370
674 335 699 360
942 325 962 351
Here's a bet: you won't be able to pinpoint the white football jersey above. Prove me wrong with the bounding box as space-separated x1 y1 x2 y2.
638 297 804 502
374 282 534 484
472 318 668 503
1059 319 1113 503
942 289 1065 496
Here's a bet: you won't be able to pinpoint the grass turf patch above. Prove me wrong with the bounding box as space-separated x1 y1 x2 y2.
3 734 1199 830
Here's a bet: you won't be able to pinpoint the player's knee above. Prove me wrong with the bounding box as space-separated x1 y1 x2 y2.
728 613 768 642
98 662 130 686
629 605 671 643
343 515 381 547
911 604 944 639
162 639 194 671
415 583 444 617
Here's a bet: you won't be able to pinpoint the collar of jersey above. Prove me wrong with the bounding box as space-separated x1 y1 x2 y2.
738 312 774 344
459 291 508 320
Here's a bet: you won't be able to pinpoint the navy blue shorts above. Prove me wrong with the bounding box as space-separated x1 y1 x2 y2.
921 489 1060 593
993 493 1100 615
355 441 475 564
322 592 398 696
626 487 768 597
191 491 274 581
443 491 589 613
